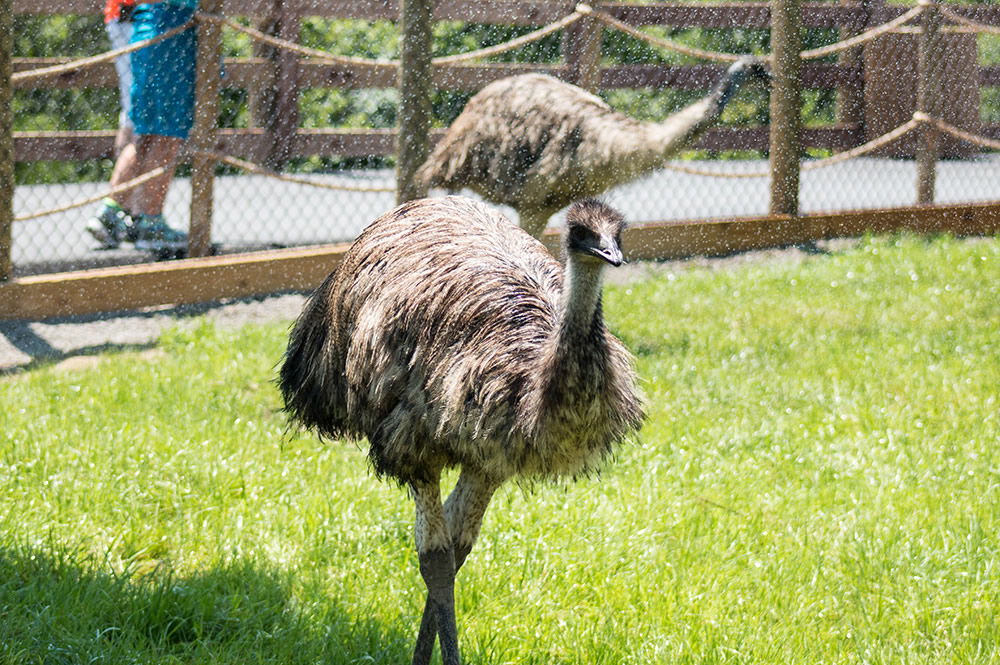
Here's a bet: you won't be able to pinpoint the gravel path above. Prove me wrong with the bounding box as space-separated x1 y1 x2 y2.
0 243 843 374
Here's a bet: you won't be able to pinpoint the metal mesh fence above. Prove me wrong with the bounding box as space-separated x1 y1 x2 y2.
10 1 1000 277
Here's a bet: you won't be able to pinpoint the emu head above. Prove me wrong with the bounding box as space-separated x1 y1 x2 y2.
565 199 626 267
716 56 772 108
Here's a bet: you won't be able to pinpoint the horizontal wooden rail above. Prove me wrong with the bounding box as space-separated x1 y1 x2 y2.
12 59 864 91
619 202 1000 261
14 125 867 162
3 202 998 321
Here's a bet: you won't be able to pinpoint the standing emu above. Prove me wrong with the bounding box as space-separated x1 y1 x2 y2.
279 196 644 665
416 57 770 238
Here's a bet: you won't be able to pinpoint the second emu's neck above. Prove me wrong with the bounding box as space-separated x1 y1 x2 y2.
617 87 729 180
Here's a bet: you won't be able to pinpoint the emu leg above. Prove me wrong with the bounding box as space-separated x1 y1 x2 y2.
418 547 460 665
411 476 461 665
412 471 498 665
411 541 473 665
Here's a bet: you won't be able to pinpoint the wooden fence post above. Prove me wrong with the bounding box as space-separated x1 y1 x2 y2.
0 0 12 282
248 8 279 163
916 0 941 205
837 0 875 128
396 0 434 204
769 0 803 217
265 14 301 170
565 7 603 93
189 0 223 258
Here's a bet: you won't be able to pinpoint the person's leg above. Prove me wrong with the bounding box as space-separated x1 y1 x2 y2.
127 2 197 252
129 133 188 251
110 141 139 210
85 18 138 249
132 134 182 217
106 18 134 160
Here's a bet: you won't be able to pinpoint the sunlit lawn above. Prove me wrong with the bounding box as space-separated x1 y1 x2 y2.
1 234 997 664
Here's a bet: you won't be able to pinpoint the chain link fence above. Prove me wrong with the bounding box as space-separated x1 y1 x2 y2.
9 0 1000 277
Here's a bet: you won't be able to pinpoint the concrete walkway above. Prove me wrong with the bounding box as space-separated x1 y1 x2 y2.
10 156 1000 275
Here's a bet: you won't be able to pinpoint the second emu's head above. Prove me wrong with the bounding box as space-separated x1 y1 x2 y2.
717 56 772 108
565 199 626 267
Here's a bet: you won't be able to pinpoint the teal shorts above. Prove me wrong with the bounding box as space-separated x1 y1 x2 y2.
129 3 197 139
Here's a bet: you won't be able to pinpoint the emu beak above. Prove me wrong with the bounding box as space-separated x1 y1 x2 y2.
590 235 624 266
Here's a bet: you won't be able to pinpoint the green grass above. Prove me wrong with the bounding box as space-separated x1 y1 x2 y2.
2 234 998 664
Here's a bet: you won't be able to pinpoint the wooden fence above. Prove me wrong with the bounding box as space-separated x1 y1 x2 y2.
14 0 1000 164
1 0 1000 319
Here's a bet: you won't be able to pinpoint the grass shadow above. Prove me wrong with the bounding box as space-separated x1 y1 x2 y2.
0 542 412 664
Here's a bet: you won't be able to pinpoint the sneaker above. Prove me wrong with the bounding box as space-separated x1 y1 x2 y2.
85 198 134 249
133 214 188 252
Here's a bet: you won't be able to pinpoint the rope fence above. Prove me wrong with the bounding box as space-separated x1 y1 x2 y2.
13 153 396 222
14 166 168 222
15 106 1000 223
202 151 396 193
10 0 1000 224
11 19 197 83
659 114 946 179
8 1 960 81
938 5 1000 37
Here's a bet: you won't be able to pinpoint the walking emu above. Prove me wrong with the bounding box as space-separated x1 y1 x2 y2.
416 57 769 238
279 196 644 665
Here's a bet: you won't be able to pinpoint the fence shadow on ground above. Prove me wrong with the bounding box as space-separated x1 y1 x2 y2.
0 291 308 374
0 542 413 663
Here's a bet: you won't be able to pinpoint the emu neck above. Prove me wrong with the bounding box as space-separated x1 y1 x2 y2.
606 94 724 183
648 94 723 159
560 255 605 338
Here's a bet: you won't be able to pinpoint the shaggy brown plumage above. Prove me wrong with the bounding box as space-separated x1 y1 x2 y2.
280 196 642 484
279 196 643 665
416 57 769 238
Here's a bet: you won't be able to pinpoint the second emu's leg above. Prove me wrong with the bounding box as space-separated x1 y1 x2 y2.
411 474 461 665
412 470 499 665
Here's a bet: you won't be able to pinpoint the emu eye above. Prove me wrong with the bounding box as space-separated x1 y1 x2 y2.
568 225 592 247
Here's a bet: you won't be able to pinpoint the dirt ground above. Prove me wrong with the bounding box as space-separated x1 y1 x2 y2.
0 241 848 374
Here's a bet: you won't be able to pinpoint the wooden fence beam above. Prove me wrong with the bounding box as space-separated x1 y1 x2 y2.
621 203 1000 261
0 243 348 320
12 125 863 164
3 202 999 321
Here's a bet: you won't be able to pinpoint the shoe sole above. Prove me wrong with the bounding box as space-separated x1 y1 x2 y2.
85 224 121 250
135 240 188 252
